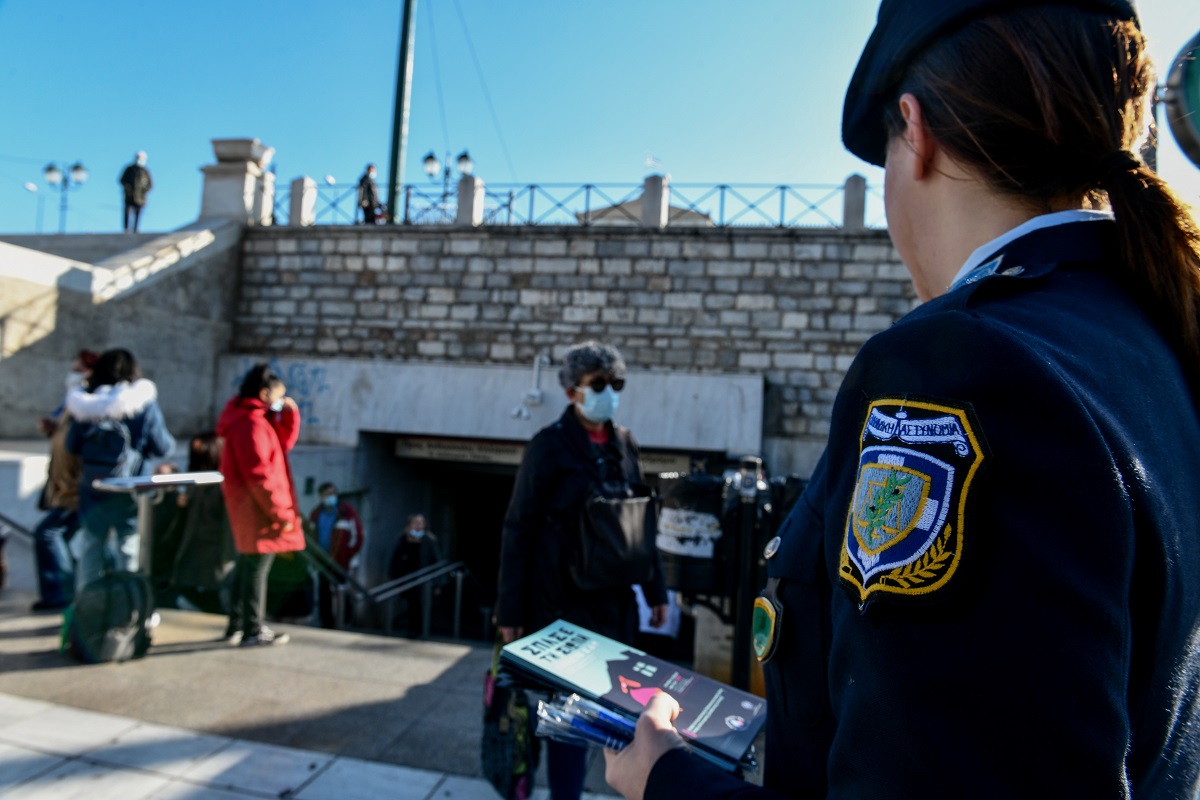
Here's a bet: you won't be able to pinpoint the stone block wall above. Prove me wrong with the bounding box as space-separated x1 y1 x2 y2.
234 225 915 473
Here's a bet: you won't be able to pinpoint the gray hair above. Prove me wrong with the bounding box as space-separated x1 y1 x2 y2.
557 341 626 388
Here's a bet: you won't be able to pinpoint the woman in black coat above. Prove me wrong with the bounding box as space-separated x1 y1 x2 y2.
496 340 668 800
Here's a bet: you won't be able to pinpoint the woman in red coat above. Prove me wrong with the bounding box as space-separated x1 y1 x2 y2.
217 363 304 647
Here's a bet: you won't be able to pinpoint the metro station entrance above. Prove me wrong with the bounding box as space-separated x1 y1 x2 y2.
356 432 710 643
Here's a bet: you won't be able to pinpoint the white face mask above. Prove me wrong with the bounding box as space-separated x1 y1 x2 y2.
409 528 426 540
269 399 285 412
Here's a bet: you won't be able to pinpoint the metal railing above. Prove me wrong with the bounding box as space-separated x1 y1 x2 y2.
0 510 34 543
297 525 475 639
272 180 884 229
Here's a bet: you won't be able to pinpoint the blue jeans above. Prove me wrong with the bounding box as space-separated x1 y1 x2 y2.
75 497 138 591
34 507 77 605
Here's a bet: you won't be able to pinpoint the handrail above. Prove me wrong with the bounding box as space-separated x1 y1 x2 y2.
0 510 34 542
369 559 471 639
369 560 465 602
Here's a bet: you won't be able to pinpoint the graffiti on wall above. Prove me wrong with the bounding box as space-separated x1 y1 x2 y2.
228 358 333 426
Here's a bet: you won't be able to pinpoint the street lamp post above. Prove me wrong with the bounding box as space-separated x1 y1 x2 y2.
421 150 473 221
23 182 44 233
43 161 88 234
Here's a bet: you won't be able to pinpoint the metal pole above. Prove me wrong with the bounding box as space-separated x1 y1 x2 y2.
135 490 160 575
453 570 463 640
421 583 432 638
58 181 68 234
386 0 418 224
731 456 762 690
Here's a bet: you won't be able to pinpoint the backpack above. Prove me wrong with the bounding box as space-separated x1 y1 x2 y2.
63 571 154 664
80 417 140 480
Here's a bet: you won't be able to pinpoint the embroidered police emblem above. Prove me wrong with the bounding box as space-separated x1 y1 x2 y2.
840 398 985 604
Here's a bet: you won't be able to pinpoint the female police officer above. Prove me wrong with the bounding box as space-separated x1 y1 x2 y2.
606 0 1200 797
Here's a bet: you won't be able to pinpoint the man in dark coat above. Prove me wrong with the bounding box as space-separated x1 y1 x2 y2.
388 513 441 637
357 164 380 224
119 151 152 232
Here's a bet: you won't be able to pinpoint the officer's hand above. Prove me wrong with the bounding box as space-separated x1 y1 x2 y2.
498 626 523 644
604 692 686 800
649 604 668 628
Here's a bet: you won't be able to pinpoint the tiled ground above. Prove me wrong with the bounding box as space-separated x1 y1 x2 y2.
0 693 615 799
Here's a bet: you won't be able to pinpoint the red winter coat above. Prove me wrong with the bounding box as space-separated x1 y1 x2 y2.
216 396 305 555
308 501 363 568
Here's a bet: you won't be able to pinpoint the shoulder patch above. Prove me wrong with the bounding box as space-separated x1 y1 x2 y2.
839 397 985 606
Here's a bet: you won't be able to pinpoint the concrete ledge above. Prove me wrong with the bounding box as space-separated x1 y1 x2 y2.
0 220 243 302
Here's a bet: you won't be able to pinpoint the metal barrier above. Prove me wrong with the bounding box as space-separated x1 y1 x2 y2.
93 471 224 575
272 180 882 229
366 560 469 639
78 477 477 641
0 510 34 543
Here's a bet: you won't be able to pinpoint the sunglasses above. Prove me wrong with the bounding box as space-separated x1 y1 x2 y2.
577 375 626 393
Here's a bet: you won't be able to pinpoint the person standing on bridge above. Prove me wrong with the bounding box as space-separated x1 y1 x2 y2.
119 151 153 233
358 164 381 225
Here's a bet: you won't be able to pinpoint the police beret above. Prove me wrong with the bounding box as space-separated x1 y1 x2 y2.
842 0 1140 167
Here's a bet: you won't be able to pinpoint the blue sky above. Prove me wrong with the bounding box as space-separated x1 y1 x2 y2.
0 1 1198 234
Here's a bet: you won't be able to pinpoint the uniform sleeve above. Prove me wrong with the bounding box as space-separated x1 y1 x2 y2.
646 750 788 800
817 310 1135 796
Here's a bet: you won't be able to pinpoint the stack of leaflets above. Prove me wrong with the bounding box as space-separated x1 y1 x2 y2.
500 620 766 774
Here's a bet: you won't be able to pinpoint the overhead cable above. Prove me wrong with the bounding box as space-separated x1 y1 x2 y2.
451 0 518 181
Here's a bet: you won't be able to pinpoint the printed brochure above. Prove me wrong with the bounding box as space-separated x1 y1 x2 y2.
500 620 765 773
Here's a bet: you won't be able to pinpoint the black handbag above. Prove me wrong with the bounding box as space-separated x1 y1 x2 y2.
569 484 659 593
481 642 540 800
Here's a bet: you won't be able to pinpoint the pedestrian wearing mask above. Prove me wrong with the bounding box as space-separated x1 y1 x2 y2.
217 363 303 647
497 341 669 800
309 482 363 628
605 0 1200 797
388 514 442 637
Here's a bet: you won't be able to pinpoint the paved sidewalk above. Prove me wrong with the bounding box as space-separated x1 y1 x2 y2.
0 690 612 799
0 542 615 799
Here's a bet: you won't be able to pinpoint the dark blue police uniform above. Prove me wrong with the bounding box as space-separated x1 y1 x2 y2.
646 219 1200 797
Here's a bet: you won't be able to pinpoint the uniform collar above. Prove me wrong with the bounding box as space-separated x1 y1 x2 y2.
948 209 1113 292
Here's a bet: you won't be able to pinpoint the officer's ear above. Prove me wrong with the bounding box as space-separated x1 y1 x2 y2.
896 92 936 181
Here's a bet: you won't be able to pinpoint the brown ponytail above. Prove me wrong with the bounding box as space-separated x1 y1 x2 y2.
1104 162 1200 371
885 8 1200 372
